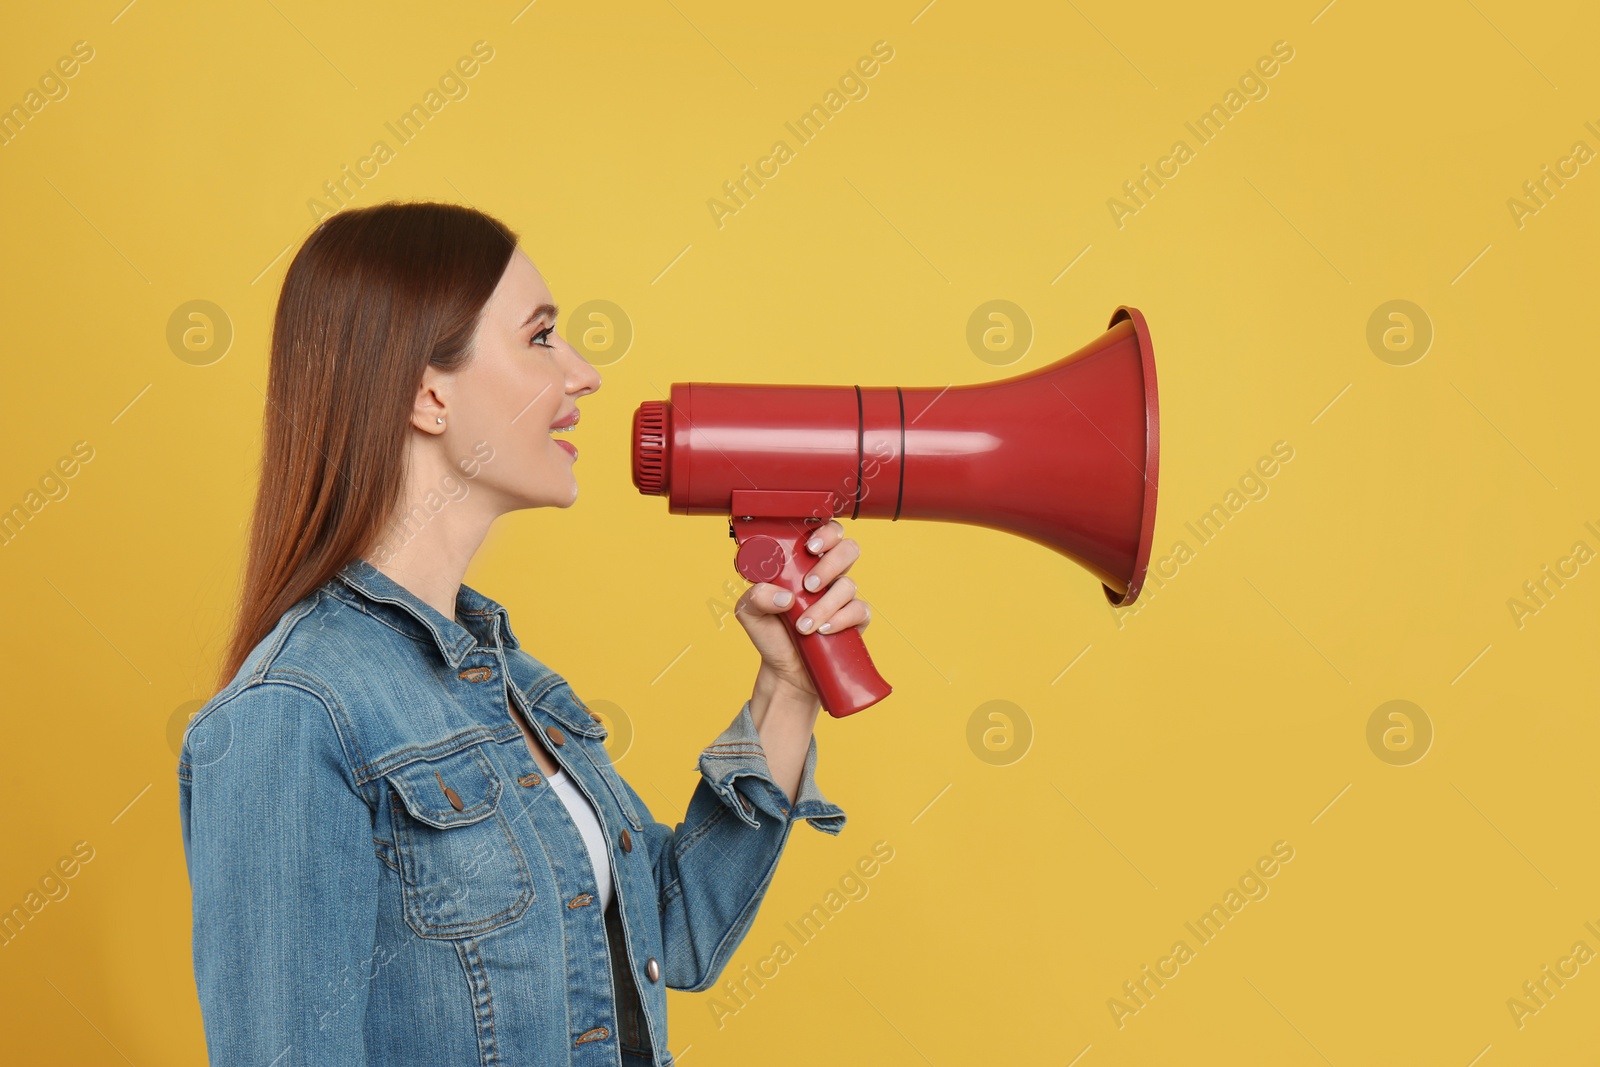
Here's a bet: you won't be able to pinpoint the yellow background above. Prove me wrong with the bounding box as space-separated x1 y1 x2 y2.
2 1 1596 1063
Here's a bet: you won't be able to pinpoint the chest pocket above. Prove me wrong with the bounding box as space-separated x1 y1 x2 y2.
383 743 534 939
532 680 645 832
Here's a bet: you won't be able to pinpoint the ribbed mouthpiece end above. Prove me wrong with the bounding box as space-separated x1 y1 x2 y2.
632 401 667 495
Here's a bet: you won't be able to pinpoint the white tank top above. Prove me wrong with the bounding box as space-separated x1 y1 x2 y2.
545 766 613 911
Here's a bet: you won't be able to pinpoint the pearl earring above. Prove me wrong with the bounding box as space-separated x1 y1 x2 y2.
436 417 444 425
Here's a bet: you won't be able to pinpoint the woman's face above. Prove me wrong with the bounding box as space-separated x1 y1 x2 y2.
437 248 601 510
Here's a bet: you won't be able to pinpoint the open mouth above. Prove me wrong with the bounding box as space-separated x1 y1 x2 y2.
549 408 580 459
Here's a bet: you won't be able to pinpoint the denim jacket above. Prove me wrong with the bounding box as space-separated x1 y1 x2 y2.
177 558 846 1066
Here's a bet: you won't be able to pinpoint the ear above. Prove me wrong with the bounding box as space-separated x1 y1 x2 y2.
410 364 450 434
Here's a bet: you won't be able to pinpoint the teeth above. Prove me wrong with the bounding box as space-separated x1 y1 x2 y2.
550 424 575 434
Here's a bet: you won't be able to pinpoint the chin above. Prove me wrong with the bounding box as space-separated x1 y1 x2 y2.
511 479 578 510
539 479 580 509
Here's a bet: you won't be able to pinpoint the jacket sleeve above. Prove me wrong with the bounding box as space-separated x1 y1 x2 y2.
177 680 380 1065
614 698 845 991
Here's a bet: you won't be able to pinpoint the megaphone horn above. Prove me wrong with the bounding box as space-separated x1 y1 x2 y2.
632 305 1159 718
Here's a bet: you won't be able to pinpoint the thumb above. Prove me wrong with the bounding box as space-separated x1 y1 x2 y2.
737 582 795 619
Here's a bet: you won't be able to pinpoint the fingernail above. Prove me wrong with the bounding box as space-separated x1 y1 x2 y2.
818 622 833 633
775 590 793 608
807 537 823 553
804 574 821 592
797 616 813 632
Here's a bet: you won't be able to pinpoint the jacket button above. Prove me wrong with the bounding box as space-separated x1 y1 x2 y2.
646 957 660 983
545 725 566 747
517 773 541 787
620 829 633 853
435 770 464 811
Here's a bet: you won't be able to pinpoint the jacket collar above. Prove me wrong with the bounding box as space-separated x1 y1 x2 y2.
329 557 522 669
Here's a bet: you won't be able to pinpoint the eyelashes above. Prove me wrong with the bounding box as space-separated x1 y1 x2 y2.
530 325 555 347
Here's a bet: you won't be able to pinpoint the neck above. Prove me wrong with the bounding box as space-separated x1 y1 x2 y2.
365 442 505 620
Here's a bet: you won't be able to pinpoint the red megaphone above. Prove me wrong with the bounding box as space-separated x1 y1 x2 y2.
631 306 1159 718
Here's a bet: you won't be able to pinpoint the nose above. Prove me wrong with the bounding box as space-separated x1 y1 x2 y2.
564 345 602 398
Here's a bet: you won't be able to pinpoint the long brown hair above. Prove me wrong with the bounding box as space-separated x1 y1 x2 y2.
217 200 520 689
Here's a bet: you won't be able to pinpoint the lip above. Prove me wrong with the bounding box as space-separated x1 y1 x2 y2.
549 408 581 430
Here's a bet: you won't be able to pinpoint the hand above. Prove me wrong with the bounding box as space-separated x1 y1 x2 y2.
734 519 873 704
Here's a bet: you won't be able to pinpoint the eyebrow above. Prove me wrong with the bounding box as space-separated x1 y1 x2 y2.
520 303 559 328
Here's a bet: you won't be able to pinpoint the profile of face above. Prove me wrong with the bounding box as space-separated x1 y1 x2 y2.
415 249 601 512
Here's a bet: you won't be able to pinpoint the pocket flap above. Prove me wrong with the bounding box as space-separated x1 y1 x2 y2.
385 745 502 829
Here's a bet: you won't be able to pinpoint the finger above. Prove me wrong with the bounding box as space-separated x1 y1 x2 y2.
795 576 857 634
816 598 871 635
735 582 797 620
802 536 860 593
803 519 845 556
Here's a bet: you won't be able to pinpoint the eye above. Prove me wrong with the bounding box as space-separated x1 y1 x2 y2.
530 324 555 348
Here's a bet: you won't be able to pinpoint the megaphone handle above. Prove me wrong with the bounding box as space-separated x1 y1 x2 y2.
732 519 893 718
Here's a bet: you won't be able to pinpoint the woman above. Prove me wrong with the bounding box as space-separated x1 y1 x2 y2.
178 201 872 1066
